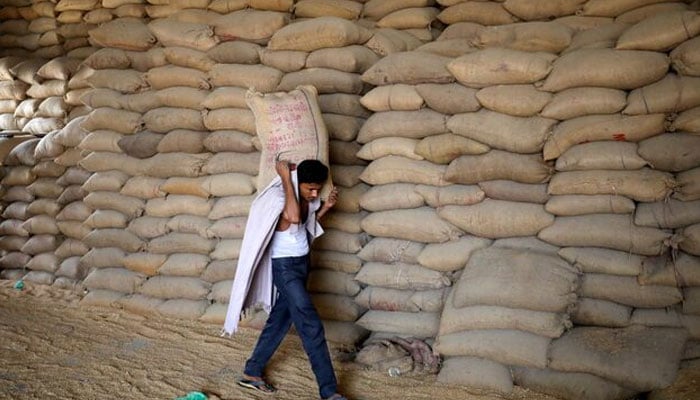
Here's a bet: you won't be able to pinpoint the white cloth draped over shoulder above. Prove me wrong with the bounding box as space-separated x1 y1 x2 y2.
222 170 324 336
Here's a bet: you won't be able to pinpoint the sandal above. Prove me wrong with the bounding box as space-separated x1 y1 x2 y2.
237 376 276 394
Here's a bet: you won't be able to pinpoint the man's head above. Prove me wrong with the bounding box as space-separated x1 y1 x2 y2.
297 159 328 202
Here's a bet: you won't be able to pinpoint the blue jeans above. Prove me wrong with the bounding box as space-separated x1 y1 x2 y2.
244 255 338 399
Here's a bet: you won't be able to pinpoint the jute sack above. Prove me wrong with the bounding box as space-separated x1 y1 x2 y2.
158 253 209 277
680 223 700 256
323 211 367 234
208 195 254 219
540 49 670 92
156 87 208 110
453 247 578 312
445 150 552 184
86 69 148 93
439 200 554 239
259 49 307 74
0 252 31 270
201 108 255 133
448 48 553 88
246 85 330 190
438 357 513 395
0 236 28 252
276 68 363 94
268 16 372 51
359 183 423 212
415 235 491 272
674 167 700 201
476 84 551 117
310 250 362 273
27 178 63 198
84 267 144 294
56 256 87 279
120 176 167 200
572 297 632 328
0 220 29 237
437 1 517 25
539 214 671 256
671 36 700 76
434 329 550 368
543 113 666 160
145 65 210 90
3 186 34 204
357 137 421 161
415 133 489 164
207 216 247 239
638 132 700 172
139 276 210 300
57 220 92 240
21 118 64 136
355 287 447 313
84 191 145 218
478 180 548 204
638 252 700 287
2 202 29 220
547 169 676 203
203 130 255 153
79 247 126 269
201 260 236 283
145 195 212 217
158 299 208 320
474 21 573 53
440 290 570 338
307 269 360 296
356 310 440 338
580 0 679 17
157 130 207 154
362 207 462 243
206 41 261 65
447 110 555 154
147 18 218 51
88 18 156 51
414 184 485 208
502 0 584 21
318 93 370 118
202 152 259 175
21 215 58 235
617 10 700 52
376 7 439 30
361 0 432 20
83 228 145 252
541 87 627 120
0 81 29 100
436 21 484 41
162 46 216 72
625 74 700 115
311 293 365 322
546 194 636 216
323 114 364 142
564 21 630 53
143 107 204 132
202 87 248 110
84 210 128 229
635 199 700 229
26 80 67 98
210 238 242 260
1 166 35 186
159 176 209 198
294 0 362 19
332 183 366 213
144 153 210 178
355 262 451 290
117 293 163 316
364 28 422 56
357 237 424 264
361 52 454 85
148 232 214 255
555 141 647 171
360 156 448 186
549 326 688 392
26 253 59 272
207 64 282 93
417 83 480 115
581 273 682 308
325 165 362 187
167 215 210 237
359 84 424 112
329 140 364 166
670 105 700 133
512 366 636 400
312 229 368 253
213 10 289 41
306 45 379 74
118 131 162 159
323 320 368 347
126 216 169 240
82 48 130 70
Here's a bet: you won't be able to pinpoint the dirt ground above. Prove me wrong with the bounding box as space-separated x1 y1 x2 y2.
1 280 698 400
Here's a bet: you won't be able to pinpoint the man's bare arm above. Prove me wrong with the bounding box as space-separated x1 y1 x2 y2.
277 160 300 228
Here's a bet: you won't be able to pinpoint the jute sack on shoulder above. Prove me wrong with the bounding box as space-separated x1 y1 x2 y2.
246 85 330 190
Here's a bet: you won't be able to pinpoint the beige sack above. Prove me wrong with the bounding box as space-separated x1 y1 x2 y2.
359 183 423 212
616 11 700 52
83 228 145 252
417 235 492 272
357 109 446 144
474 21 573 53
306 45 379 74
147 18 218 51
546 195 636 216
361 207 462 243
306 270 360 296
357 310 439 338
146 65 210 90
638 132 700 172
439 200 554 239
625 74 700 115
540 49 669 92
268 16 371 51
556 141 647 171
362 52 454 86
448 48 553 87
446 150 552 184
548 168 675 203
674 167 700 201
502 0 584 21
355 261 451 290
88 17 156 51
360 156 448 186
538 214 671 256
680 223 700 256
359 84 424 112
415 133 489 165
543 113 666 161
476 84 551 117
635 199 700 229
207 64 283 93
87 69 148 93
437 1 517 25
671 36 700 76
581 274 682 308
276 68 363 94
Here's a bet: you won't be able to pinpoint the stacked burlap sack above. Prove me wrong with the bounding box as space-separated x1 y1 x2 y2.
0 0 97 59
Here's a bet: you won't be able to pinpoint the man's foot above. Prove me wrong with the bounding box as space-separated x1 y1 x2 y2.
236 375 276 394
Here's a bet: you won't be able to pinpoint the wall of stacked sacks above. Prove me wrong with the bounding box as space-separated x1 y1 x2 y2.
1 0 700 399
